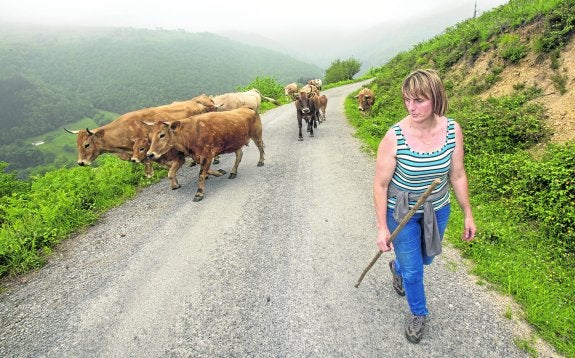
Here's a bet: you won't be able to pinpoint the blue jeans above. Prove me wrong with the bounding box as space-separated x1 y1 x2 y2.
387 204 451 316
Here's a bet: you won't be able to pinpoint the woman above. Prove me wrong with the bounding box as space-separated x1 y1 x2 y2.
373 69 476 343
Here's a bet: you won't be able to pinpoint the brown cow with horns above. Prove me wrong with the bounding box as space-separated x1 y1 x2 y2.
145 106 265 202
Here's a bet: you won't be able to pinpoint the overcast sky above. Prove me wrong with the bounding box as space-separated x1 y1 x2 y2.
1 0 509 37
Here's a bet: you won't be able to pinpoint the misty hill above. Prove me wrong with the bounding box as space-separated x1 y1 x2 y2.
0 23 323 148
220 1 490 73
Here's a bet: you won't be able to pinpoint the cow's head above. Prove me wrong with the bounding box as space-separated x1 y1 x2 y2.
130 137 150 163
64 127 105 166
193 93 218 113
354 89 375 116
146 121 179 160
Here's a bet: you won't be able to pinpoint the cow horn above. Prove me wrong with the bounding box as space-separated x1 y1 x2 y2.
64 127 80 134
86 128 94 135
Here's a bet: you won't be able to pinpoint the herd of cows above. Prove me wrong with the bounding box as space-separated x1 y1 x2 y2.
64 81 376 201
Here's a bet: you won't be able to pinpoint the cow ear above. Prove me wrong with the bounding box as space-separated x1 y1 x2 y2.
354 95 359 98
95 129 105 138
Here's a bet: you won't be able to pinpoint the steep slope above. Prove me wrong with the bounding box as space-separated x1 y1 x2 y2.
454 22 575 143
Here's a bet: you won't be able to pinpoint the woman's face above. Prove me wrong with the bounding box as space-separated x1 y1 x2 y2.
404 96 434 121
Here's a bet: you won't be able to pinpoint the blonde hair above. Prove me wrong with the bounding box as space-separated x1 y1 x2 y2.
401 69 448 116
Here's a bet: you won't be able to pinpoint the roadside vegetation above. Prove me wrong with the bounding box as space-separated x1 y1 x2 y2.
346 0 574 356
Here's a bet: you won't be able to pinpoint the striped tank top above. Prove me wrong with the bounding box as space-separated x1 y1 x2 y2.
387 118 456 212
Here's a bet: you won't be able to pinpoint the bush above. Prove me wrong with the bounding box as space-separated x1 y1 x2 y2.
498 34 528 64
0 156 144 276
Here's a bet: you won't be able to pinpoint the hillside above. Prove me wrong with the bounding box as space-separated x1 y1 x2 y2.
456 21 575 143
0 23 323 146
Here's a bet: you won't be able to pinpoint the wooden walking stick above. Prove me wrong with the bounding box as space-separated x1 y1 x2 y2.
354 178 441 288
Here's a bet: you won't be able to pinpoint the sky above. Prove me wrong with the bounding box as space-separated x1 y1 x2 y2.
0 0 509 37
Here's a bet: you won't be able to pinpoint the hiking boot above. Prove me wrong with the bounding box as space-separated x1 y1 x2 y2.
405 314 426 343
388 260 405 296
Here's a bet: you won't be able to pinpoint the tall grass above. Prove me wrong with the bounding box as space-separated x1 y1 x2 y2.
0 156 161 276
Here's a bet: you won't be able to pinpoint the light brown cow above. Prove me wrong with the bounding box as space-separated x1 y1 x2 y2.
65 94 217 177
212 88 278 113
318 94 328 123
307 79 322 90
354 88 375 116
146 106 265 201
284 82 298 100
300 83 320 96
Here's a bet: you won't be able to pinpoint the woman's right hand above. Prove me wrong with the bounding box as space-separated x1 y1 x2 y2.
377 229 393 252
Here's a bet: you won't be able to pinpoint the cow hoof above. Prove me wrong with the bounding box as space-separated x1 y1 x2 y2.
229 173 237 179
171 184 181 190
217 169 226 176
193 194 204 202
298 137 303 141
310 134 314 137
213 159 220 164
257 162 264 167
189 162 197 167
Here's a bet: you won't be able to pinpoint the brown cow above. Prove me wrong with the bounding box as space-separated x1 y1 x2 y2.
65 94 217 177
354 88 375 116
318 94 328 123
146 106 265 202
295 91 320 140
284 82 298 100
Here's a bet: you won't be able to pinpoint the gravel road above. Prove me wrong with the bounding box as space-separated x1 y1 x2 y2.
0 81 534 357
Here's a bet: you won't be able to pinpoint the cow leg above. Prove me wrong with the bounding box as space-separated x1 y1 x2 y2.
168 155 185 190
194 157 212 202
228 149 243 179
144 161 154 178
297 116 304 141
308 118 314 137
253 138 265 167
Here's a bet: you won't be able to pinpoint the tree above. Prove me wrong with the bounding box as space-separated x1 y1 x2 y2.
324 58 362 84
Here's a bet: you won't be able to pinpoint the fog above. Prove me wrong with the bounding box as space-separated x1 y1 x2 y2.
0 0 509 70
1 0 508 37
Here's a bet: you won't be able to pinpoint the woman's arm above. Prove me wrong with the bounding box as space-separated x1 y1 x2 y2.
449 121 476 241
373 128 398 251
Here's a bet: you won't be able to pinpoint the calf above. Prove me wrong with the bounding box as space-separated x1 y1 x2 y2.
130 137 186 189
146 106 265 202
